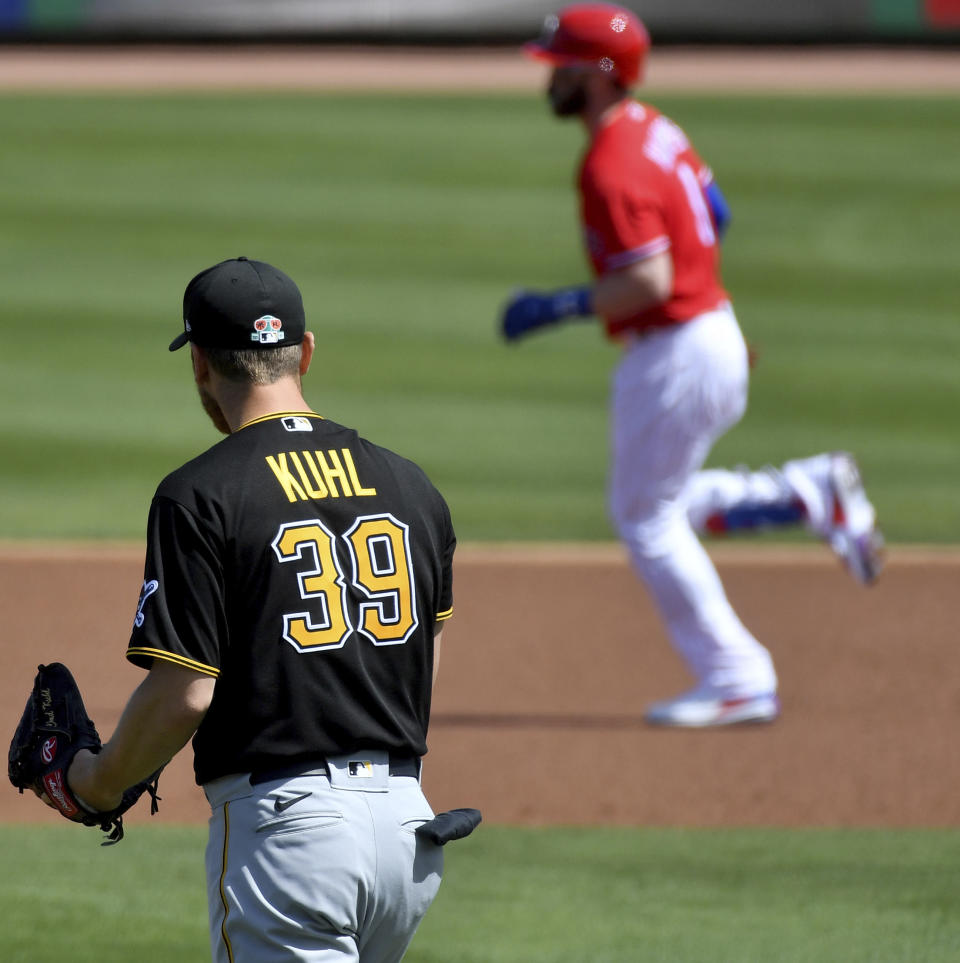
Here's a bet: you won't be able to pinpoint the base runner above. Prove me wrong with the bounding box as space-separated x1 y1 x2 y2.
500 4 884 727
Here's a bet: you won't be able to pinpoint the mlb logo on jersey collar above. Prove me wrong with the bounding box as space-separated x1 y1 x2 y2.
281 416 314 433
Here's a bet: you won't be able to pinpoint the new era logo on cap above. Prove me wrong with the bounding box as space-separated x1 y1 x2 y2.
170 257 305 352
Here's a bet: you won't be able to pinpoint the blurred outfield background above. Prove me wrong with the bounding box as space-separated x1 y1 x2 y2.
1 2 958 546
2 0 960 42
0 69 957 543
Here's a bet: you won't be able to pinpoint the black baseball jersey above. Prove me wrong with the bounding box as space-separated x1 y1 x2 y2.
127 412 455 785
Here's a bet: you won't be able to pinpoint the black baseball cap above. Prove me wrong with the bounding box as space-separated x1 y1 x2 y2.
170 257 305 352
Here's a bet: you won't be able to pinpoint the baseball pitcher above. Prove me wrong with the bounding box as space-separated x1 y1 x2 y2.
11 257 479 961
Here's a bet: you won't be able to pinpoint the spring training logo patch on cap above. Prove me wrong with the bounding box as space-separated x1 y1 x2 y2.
174 259 305 352
252 315 285 345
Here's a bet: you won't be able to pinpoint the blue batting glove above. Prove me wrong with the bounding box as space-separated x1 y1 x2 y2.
500 287 593 342
501 292 555 341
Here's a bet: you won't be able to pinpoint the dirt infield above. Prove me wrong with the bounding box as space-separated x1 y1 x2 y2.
1 543 957 828
0 44 959 93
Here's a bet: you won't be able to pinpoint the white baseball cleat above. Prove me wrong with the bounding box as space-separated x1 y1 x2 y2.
826 452 884 585
644 686 780 728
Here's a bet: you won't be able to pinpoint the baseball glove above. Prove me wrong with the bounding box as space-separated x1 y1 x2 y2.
8 662 162 844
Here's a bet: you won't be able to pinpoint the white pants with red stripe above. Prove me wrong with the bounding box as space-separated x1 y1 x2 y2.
608 303 778 697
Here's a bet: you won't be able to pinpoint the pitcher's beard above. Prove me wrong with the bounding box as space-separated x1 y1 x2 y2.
198 384 231 435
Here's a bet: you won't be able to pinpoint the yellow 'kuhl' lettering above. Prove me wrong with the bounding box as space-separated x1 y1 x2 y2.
343 449 376 496
265 453 309 503
266 449 377 502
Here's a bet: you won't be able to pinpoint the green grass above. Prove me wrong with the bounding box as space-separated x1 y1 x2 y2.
0 93 957 542
2 825 959 961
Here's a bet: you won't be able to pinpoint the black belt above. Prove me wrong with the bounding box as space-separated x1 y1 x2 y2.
249 756 420 786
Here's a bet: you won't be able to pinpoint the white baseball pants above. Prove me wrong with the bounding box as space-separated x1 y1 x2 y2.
204 754 442 962
609 303 778 696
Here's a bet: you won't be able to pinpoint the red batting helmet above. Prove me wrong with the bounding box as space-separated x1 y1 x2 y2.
524 3 650 88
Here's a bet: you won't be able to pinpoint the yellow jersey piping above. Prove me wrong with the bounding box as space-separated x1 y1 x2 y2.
235 411 325 432
125 647 220 678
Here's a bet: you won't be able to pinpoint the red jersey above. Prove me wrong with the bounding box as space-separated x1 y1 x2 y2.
578 100 728 339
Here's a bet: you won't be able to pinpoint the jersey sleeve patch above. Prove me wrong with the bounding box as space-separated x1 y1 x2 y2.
128 495 226 672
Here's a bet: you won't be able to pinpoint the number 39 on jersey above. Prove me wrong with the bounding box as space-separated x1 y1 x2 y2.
272 513 418 653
